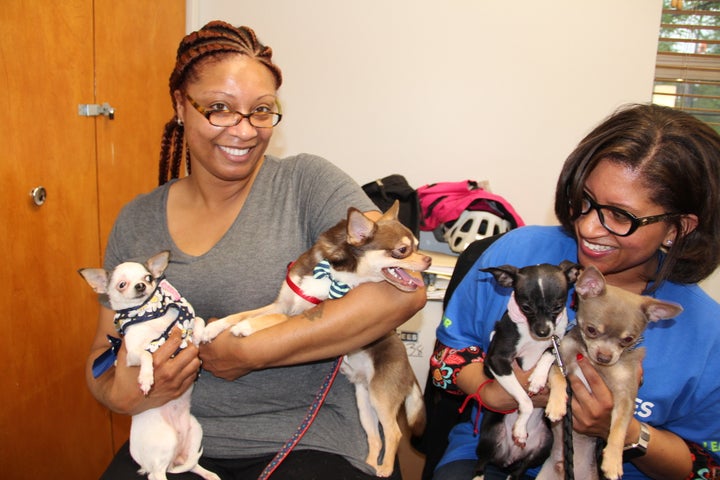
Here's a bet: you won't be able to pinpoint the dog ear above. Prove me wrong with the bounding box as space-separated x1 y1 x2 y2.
346 208 377 246
559 260 582 284
575 265 606 298
146 251 171 278
78 268 109 294
481 265 518 288
379 199 400 222
643 298 683 323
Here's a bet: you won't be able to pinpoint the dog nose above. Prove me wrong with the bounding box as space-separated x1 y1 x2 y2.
135 283 147 294
534 324 551 338
595 352 613 364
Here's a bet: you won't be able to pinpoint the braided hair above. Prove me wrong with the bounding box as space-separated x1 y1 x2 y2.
158 21 283 185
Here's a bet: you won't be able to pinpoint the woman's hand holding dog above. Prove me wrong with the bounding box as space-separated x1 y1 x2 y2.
149 327 202 398
124 327 200 414
456 361 550 412
570 355 645 444
198 321 254 381
569 355 614 439
570 357 695 479
89 324 201 416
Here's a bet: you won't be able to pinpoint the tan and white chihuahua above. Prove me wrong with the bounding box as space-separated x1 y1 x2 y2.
79 251 219 480
201 200 431 477
538 265 683 480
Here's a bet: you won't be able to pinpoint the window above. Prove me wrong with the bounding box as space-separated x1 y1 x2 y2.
653 0 720 133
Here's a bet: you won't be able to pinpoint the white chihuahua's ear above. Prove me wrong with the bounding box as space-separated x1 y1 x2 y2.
346 208 377 246
146 251 171 278
575 265 606 298
644 298 683 322
78 268 109 294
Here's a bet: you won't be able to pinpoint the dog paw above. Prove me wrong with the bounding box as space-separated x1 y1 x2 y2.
528 379 547 395
601 453 623 480
374 465 394 478
230 320 254 337
513 435 527 448
199 320 228 343
545 400 567 422
528 372 548 394
138 373 154 395
512 425 528 447
365 457 393 478
191 317 206 346
545 391 568 422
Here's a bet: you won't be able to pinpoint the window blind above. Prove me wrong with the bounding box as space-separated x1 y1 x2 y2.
653 0 720 133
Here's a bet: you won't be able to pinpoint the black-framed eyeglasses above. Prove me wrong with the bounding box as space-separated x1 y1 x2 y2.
580 192 680 237
185 94 282 128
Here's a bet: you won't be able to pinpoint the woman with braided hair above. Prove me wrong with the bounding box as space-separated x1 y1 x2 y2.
85 21 425 479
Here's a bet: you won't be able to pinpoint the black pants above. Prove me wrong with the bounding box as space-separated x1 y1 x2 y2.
432 459 535 480
100 441 402 480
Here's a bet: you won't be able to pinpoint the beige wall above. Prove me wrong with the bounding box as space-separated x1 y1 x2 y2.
187 0 720 300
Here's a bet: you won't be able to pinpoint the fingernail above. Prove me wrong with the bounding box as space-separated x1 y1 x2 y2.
576 353 584 361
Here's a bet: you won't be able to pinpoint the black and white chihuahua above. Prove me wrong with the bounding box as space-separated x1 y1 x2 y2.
79 251 219 480
200 200 431 477
473 261 581 480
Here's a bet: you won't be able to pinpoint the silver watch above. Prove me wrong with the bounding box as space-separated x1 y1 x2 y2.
623 422 650 460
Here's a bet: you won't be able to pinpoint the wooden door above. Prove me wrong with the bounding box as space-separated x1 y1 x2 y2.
93 0 185 448
0 1 183 477
94 1 184 249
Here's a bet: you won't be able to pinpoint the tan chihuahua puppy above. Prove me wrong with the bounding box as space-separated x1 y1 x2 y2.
538 266 682 480
201 201 431 477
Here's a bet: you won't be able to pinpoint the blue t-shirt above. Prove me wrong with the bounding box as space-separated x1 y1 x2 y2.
436 225 720 479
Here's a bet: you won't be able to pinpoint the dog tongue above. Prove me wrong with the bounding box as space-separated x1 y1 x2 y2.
392 267 424 287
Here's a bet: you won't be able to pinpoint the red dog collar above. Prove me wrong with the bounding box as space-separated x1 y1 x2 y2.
285 262 323 305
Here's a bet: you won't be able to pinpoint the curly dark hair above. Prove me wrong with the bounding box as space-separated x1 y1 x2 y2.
158 21 282 185
555 103 720 286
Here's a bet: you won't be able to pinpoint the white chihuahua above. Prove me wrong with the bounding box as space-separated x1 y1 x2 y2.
80 251 219 480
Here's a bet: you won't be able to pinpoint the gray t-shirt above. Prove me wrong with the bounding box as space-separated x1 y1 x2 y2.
103 154 377 472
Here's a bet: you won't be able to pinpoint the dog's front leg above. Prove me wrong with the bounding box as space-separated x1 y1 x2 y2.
493 372 534 446
230 313 290 337
200 304 278 342
601 391 636 480
544 365 568 422
135 349 155 395
528 350 555 393
191 317 206 347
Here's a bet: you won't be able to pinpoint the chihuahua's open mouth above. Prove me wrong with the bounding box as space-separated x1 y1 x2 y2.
383 267 424 291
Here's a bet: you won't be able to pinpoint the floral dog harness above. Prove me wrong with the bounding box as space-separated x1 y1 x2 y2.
92 277 195 378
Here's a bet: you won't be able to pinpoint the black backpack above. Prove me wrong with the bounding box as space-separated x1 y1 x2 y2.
362 174 421 237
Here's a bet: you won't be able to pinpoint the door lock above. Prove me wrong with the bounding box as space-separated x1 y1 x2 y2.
30 186 47 206
78 102 115 120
